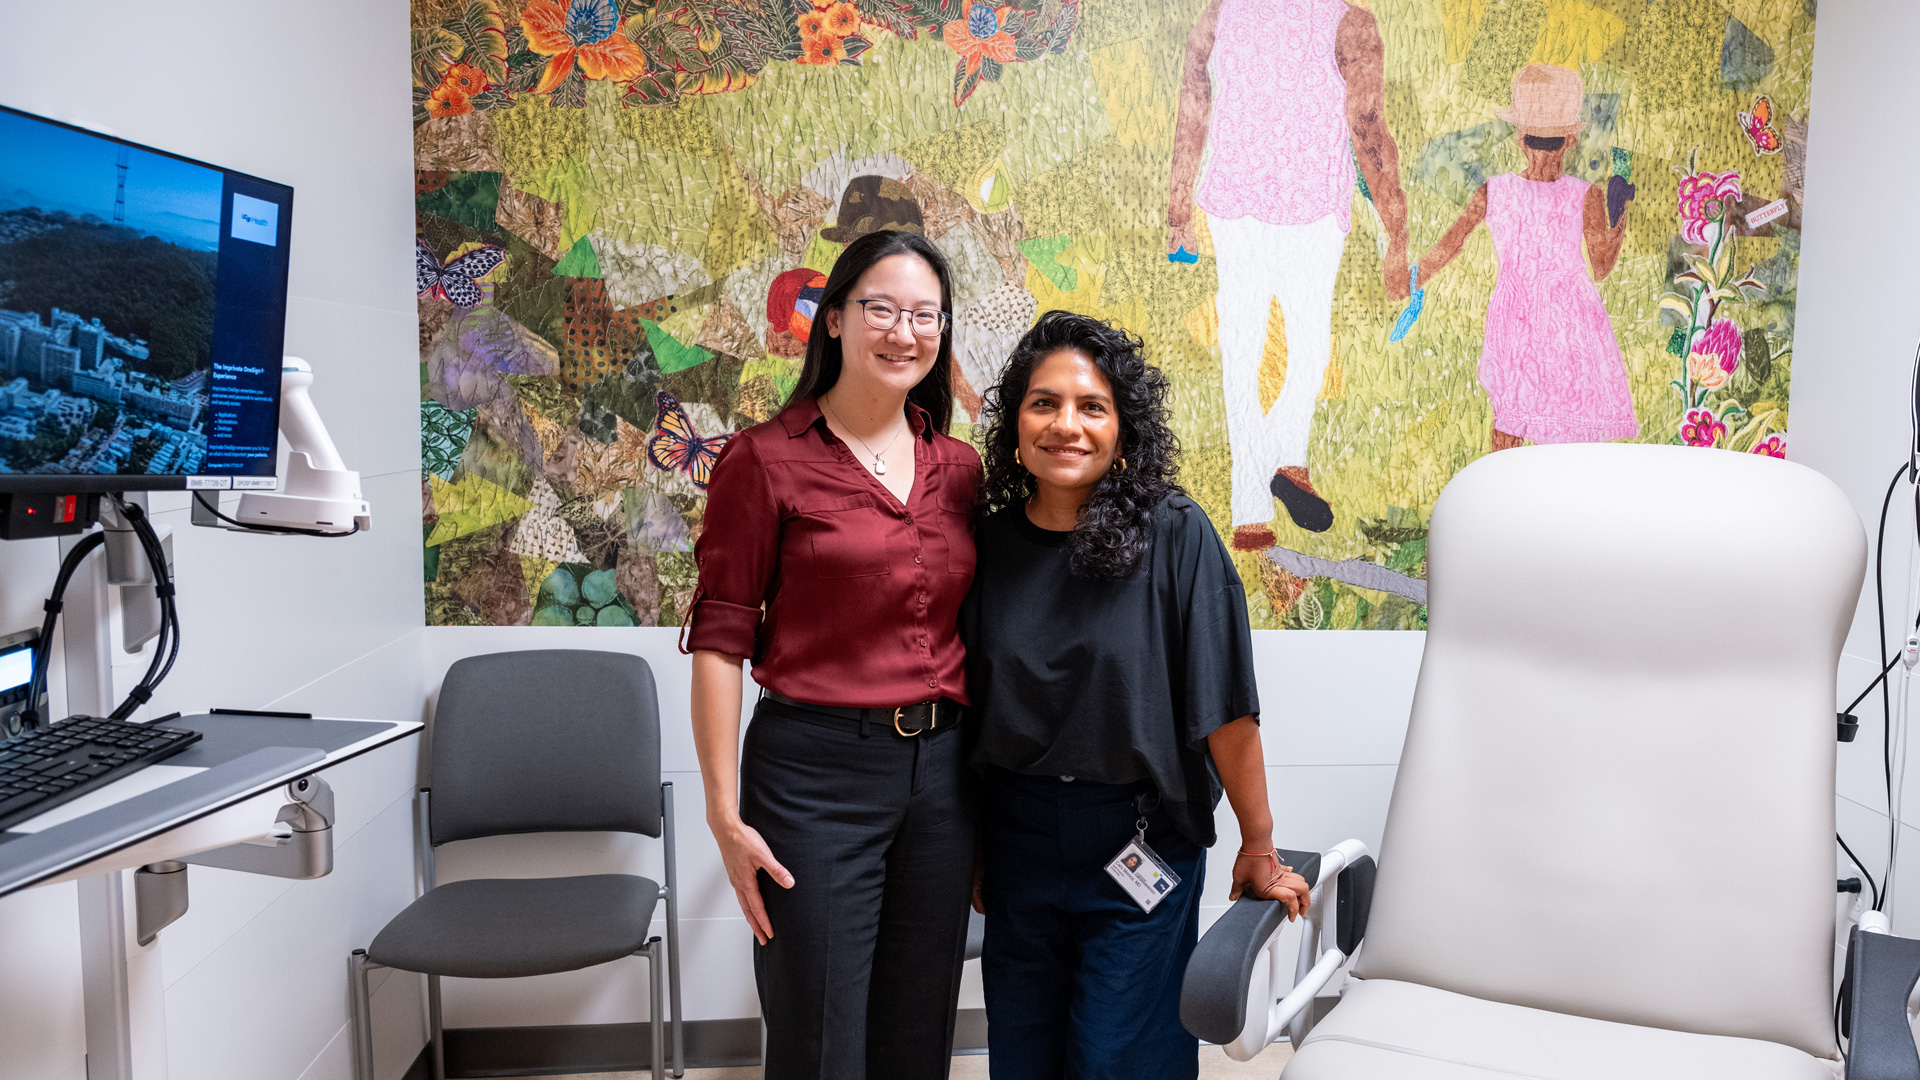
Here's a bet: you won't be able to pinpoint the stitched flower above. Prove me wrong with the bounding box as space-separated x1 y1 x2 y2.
520 0 645 94
441 62 490 96
1677 170 1743 245
1685 318 1742 390
1750 433 1787 459
1680 408 1726 448
425 83 473 119
823 2 860 36
942 1 1016 75
798 34 847 65
798 9 829 38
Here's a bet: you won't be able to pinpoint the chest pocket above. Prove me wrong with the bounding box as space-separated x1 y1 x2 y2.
939 497 977 577
796 493 890 578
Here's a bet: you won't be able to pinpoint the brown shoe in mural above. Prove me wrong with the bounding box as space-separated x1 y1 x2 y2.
1271 466 1333 533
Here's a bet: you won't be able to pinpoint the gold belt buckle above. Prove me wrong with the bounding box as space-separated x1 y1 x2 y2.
893 702 933 736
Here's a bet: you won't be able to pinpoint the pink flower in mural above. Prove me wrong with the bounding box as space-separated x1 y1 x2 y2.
520 0 644 94
1685 318 1742 390
1751 433 1787 458
1680 408 1727 448
943 2 1017 75
1676 170 1743 245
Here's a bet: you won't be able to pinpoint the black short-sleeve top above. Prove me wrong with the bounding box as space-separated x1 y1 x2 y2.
960 495 1260 846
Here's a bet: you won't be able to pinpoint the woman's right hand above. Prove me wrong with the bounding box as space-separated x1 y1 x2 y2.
713 815 793 946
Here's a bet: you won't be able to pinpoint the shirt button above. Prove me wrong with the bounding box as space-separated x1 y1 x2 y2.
918 595 927 605
920 637 929 646
914 555 923 565
928 679 938 688
904 515 913 525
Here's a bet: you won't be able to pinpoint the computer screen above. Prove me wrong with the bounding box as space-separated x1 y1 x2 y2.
0 105 291 492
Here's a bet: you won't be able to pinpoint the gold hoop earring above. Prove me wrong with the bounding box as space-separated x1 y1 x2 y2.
1015 448 1023 467
1115 457 1127 471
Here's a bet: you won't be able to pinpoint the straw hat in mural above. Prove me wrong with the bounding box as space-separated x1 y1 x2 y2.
820 175 925 243
1496 63 1589 137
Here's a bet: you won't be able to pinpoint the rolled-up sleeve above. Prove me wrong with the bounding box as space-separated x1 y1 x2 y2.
685 436 778 658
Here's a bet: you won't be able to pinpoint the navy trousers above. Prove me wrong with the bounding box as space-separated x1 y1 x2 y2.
980 767 1207 1080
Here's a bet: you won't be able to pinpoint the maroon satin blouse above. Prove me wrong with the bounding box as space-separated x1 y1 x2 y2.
683 397 981 708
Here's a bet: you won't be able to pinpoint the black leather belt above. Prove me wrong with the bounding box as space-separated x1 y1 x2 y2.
763 690 963 736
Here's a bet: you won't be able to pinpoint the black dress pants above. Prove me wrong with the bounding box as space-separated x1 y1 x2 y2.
740 698 976 1080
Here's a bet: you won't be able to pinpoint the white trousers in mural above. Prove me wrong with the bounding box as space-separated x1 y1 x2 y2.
1212 213 1347 527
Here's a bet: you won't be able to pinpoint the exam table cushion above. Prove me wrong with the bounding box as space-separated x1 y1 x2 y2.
367 873 660 979
1283 979 1838 1080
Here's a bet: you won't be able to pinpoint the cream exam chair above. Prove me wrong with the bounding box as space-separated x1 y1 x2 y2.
1182 443 1920 1079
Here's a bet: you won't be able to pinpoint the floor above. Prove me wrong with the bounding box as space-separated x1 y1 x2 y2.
550 1044 1295 1080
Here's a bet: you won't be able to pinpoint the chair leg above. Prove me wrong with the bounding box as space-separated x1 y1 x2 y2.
428 972 446 1080
648 937 666 1080
667 906 684 1078
349 951 376 1080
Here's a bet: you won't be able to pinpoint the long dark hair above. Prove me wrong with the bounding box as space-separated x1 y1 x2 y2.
782 230 956 432
979 310 1182 579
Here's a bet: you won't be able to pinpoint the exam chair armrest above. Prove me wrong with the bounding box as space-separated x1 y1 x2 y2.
1178 848 1320 1044
1180 842 1374 1056
1844 924 1920 1080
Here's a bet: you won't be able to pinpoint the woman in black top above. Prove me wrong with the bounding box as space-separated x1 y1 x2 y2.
961 311 1309 1080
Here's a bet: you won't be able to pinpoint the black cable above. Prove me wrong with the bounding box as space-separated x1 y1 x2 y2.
18 530 108 731
106 496 179 721
1839 831 1882 910
191 492 359 538
1862 463 1914 911
1875 467 1901 843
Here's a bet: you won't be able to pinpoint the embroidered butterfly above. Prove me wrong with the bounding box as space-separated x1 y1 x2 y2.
1738 96 1781 156
646 390 734 491
416 240 506 307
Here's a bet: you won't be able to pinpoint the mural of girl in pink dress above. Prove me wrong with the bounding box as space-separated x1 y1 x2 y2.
1415 63 1639 452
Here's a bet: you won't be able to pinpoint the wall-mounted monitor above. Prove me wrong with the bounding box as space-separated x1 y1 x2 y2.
0 105 291 492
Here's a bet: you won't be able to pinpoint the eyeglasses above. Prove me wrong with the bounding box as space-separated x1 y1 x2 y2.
854 299 950 338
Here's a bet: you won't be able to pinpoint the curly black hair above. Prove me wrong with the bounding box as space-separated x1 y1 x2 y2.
978 310 1183 580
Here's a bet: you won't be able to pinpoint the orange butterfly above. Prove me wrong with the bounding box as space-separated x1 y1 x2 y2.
646 391 733 491
1739 96 1782 155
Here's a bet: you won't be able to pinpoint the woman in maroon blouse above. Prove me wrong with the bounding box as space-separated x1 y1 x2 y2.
686 230 982 1079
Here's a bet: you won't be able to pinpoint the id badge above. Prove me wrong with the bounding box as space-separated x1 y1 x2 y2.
1105 837 1181 913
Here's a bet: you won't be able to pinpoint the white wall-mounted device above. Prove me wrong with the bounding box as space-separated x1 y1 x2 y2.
193 358 371 534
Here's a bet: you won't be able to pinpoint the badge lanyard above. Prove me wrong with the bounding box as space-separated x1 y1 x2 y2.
1103 790 1181 913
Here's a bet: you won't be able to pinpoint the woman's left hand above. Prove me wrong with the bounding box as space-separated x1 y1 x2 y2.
1228 851 1311 919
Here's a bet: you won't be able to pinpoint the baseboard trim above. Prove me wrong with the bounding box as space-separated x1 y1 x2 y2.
402 1010 989 1077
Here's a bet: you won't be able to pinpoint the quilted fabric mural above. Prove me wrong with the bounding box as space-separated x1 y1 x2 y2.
415 0 1816 630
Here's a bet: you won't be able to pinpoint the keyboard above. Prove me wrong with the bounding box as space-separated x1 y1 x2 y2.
0 716 201 832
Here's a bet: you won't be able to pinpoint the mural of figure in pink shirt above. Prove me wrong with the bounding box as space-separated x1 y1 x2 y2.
1414 64 1640 453
1167 0 1412 550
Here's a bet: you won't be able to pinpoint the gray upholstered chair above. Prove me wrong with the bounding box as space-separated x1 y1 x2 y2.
349 650 682 1080
1182 444 1920 1078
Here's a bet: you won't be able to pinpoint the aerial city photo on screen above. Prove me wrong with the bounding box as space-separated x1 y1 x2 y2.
0 111 218 477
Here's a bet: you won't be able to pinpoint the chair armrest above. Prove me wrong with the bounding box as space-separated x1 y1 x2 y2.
1180 841 1372 1059
1181 895 1293 1045
1845 924 1920 1080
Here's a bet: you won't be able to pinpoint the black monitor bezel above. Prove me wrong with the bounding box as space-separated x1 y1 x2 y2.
0 103 293 493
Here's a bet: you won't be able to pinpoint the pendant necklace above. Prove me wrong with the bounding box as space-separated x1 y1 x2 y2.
821 394 906 476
